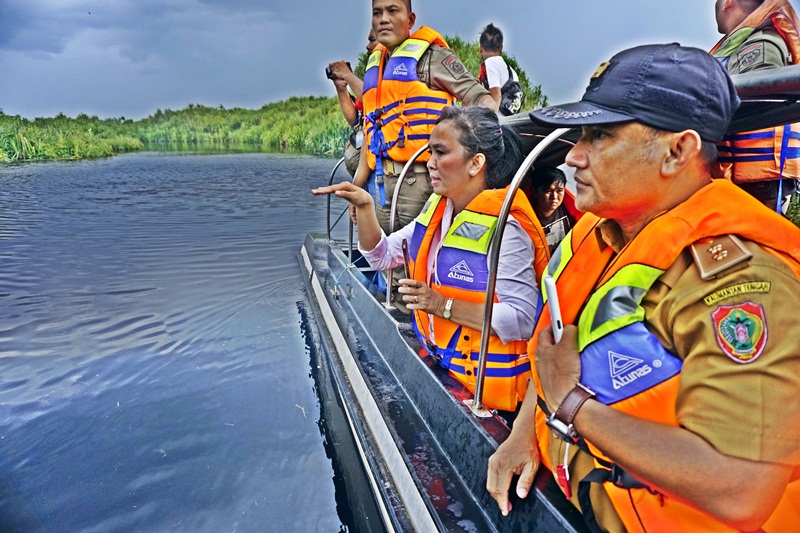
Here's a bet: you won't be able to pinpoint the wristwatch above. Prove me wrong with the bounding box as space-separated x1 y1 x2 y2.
442 297 454 320
545 382 596 444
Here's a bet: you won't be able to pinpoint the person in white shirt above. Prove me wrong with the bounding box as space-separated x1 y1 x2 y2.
478 23 519 112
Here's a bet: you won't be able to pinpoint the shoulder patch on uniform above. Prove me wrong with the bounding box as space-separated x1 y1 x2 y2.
703 281 771 306
690 235 753 280
737 41 765 69
441 53 467 80
712 302 767 364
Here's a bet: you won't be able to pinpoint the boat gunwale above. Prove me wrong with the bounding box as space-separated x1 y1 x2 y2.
300 232 588 532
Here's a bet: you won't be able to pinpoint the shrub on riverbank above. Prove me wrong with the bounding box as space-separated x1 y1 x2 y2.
0 113 143 162
0 33 547 163
135 97 346 155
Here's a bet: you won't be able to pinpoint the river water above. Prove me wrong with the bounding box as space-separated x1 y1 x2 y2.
0 152 357 532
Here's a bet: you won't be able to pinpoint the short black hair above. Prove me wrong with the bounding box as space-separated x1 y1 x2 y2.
527 165 566 192
373 0 412 12
479 23 503 52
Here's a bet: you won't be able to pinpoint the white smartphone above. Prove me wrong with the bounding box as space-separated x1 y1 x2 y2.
543 275 563 343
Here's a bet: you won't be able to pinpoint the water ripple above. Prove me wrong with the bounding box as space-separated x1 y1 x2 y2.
0 153 348 532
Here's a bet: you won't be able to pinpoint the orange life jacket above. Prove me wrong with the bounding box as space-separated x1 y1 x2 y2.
532 180 800 532
711 0 800 186
408 187 549 411
361 27 455 179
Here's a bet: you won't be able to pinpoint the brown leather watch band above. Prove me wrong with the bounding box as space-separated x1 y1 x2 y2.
553 383 596 426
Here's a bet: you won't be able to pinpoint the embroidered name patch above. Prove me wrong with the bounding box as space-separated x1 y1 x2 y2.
703 281 771 305
712 302 767 364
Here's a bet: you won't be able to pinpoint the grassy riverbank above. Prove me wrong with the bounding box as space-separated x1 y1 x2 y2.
0 34 546 163
0 113 144 161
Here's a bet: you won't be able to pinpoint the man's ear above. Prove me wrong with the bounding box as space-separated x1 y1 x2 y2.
408 11 416 30
662 130 702 177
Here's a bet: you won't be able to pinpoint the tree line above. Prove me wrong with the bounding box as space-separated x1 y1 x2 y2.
0 36 546 163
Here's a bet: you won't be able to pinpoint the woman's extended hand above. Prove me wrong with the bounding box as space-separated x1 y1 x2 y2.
312 181 373 210
397 278 446 315
312 181 382 250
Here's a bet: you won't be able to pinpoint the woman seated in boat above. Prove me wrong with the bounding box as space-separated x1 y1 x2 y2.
313 106 549 412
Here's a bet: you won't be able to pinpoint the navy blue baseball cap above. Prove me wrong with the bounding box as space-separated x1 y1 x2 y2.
530 43 740 142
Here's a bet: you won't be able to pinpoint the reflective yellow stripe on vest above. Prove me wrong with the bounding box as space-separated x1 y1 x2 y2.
577 264 665 350
444 211 497 254
389 38 429 61
415 194 440 227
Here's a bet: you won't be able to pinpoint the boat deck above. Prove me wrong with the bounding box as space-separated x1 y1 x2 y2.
299 232 587 532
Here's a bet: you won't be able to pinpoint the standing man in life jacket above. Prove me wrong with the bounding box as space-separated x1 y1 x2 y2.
328 29 379 177
711 0 800 222
354 0 496 309
485 43 800 532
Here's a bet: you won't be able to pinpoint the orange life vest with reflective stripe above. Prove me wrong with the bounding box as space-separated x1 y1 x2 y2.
361 27 455 177
408 187 548 411
711 0 800 185
532 180 800 532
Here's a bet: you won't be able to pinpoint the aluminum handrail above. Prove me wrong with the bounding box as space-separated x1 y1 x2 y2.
347 164 363 269
326 157 347 242
469 127 572 417
383 144 430 309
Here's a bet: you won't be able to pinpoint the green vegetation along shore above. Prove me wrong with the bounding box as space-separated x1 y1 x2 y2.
0 35 546 163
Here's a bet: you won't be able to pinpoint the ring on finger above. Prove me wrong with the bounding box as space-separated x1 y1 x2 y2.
415 295 419 304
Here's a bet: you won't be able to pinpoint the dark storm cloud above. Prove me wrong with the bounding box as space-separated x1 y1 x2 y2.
0 0 316 118
0 1 715 120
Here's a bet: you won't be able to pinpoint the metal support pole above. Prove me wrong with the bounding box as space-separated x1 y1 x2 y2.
326 157 346 242
468 127 571 417
383 145 429 309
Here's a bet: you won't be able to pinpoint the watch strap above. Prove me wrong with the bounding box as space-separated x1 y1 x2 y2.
553 383 595 426
442 297 454 319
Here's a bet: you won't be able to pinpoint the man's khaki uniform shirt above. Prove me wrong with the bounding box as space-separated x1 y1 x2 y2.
554 220 800 532
726 27 791 75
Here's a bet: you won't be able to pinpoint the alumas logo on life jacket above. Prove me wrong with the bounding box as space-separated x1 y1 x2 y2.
448 260 474 283
392 63 409 77
608 351 655 390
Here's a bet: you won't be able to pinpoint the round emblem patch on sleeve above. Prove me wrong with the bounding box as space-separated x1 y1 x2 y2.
711 302 767 363
442 54 467 79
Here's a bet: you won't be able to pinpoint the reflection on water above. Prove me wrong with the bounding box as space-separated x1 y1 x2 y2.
141 142 309 155
0 152 353 532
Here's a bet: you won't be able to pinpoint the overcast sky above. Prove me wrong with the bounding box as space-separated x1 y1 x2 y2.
1 1 723 120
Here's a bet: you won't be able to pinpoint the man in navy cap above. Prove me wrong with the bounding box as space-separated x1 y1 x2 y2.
486 43 800 532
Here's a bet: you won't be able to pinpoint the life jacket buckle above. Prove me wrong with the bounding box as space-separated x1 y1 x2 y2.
425 341 441 363
609 464 651 491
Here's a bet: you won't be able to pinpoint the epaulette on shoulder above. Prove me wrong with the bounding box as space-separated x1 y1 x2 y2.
690 235 753 280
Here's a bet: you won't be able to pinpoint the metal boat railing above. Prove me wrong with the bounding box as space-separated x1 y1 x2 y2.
327 150 429 299
323 156 361 272
325 157 347 243
383 145 430 309
468 127 572 416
